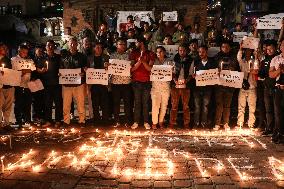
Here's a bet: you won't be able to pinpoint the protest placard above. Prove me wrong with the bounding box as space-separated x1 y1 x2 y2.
160 45 179 60
233 32 247 43
208 47 220 57
242 36 260 49
11 57 36 71
219 70 244 88
162 11 178 21
59 68 81 84
27 79 44 92
150 65 173 81
195 68 220 86
0 68 22 86
108 59 131 76
86 69 109 85
257 13 284 30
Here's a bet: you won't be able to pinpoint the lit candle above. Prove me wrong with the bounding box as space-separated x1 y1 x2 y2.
46 61 49 70
1 156 4 173
1 64 4 71
193 66 196 74
220 61 223 71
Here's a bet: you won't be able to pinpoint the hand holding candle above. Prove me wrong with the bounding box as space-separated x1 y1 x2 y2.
1 63 4 71
46 61 49 70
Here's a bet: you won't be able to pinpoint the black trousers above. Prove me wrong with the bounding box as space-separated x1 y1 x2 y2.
32 90 45 120
256 81 265 128
264 88 274 131
44 85 63 122
91 85 109 122
273 88 284 135
14 87 32 124
112 84 132 124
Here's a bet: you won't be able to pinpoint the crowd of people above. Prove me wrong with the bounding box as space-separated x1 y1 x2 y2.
0 14 284 144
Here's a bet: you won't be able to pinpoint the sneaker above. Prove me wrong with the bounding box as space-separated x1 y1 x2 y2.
131 122 139 130
152 124 157 130
224 123 230 131
201 123 206 128
113 122 120 128
213 125 220 131
159 122 164 129
42 121 52 127
124 123 130 128
144 123 151 130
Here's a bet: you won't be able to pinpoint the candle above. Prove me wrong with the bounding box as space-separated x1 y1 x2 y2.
46 61 49 70
1 156 4 173
193 66 196 74
1 63 4 71
220 61 223 70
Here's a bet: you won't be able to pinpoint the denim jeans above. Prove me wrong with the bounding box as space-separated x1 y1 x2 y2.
193 87 212 126
273 88 284 134
132 81 151 123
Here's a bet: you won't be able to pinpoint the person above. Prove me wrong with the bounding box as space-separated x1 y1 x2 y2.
60 37 87 126
0 43 14 131
130 37 155 130
269 39 284 144
172 23 188 44
89 42 110 125
213 41 239 131
109 38 133 128
151 46 174 129
190 45 217 128
258 41 278 135
189 39 199 60
38 40 62 127
12 44 35 128
169 44 192 129
190 23 204 47
236 43 259 129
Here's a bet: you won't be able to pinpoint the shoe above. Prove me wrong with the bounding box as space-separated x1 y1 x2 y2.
62 122 70 128
224 123 230 131
78 122 86 127
184 124 189 129
152 124 157 130
144 123 151 130
262 130 273 136
159 122 164 129
54 122 62 128
272 132 280 143
213 125 220 131
131 122 139 130
3 125 14 132
113 122 120 128
42 121 52 127
201 123 206 129
124 123 130 128
168 124 174 129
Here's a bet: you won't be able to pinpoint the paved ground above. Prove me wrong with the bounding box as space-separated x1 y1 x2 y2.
0 126 284 189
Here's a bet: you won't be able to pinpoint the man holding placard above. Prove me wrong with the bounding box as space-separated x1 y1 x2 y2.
190 45 217 129
109 38 132 128
60 37 87 127
0 43 14 131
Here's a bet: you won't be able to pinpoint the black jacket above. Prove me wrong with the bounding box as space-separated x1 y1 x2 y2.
172 53 192 88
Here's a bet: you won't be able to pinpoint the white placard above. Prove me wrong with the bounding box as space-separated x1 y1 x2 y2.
150 65 173 81
11 57 36 71
0 68 22 86
208 47 220 58
160 45 179 60
108 59 131 76
86 68 109 85
242 36 260 50
117 11 154 33
257 13 284 30
219 70 244 88
233 32 247 43
162 11 178 22
27 79 44 92
59 68 81 85
195 68 220 86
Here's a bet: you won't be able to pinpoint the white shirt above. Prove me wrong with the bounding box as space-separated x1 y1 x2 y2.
270 54 284 81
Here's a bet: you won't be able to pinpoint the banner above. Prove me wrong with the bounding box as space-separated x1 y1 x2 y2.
233 32 247 43
150 65 173 81
160 45 179 60
0 68 22 86
108 59 131 76
242 36 260 50
219 70 244 88
27 79 44 92
11 57 36 71
117 11 154 33
162 11 178 21
86 69 109 85
195 68 220 86
256 13 284 30
59 68 81 85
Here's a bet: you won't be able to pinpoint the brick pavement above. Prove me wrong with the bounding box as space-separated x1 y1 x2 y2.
0 127 284 189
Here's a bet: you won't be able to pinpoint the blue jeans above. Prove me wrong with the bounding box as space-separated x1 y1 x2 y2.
132 81 151 123
194 87 212 126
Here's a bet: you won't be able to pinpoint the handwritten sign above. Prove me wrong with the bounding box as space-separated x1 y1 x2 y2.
86 69 109 85
150 65 173 81
27 79 44 92
242 36 260 50
219 70 244 88
11 57 36 71
162 11 178 22
160 45 179 60
195 68 220 86
0 68 22 86
257 13 284 30
233 32 247 43
208 47 220 58
59 68 81 85
108 59 131 77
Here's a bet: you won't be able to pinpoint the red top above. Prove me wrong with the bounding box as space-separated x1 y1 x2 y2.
130 50 156 82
